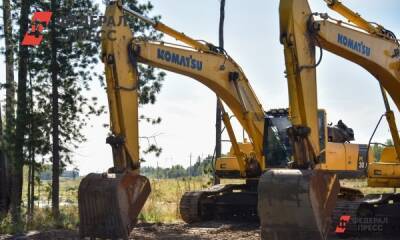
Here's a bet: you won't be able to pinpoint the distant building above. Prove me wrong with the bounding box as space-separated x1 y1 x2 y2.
61 169 80 179
40 166 80 180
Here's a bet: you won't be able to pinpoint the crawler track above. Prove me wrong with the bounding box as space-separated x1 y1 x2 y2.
180 191 208 223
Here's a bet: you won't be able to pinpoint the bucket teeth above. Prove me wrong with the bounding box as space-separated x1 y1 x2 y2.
258 169 340 240
78 172 151 239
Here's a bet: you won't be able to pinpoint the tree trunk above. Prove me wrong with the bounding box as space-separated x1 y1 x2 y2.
4 0 15 133
0 146 8 215
50 0 60 221
12 0 31 228
27 147 35 222
27 70 35 221
1 0 15 217
1 102 4 212
214 0 225 185
29 159 35 215
0 106 8 215
27 153 32 219
0 104 2 134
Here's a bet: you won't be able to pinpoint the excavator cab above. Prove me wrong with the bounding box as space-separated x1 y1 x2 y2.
258 109 340 239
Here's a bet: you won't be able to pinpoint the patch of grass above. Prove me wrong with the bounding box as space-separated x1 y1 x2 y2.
2 176 212 234
139 177 210 223
0 206 78 234
3 176 397 235
27 206 79 231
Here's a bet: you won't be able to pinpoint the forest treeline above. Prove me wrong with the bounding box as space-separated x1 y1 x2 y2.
141 155 214 179
0 0 165 232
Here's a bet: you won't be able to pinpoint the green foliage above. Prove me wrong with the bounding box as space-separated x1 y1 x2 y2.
372 143 384 162
372 139 394 162
187 155 214 176
1 0 167 231
385 139 394 146
19 0 166 168
0 206 79 233
28 0 103 167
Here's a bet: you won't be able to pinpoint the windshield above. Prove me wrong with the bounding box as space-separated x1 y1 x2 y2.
264 116 293 167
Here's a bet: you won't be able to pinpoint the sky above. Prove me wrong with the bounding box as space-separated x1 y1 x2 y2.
1 0 400 175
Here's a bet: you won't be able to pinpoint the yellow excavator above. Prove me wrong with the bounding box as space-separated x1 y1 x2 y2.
258 0 400 239
78 0 397 239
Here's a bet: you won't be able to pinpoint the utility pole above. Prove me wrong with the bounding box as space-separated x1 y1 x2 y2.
156 160 159 180
214 0 225 185
189 153 192 180
189 153 192 191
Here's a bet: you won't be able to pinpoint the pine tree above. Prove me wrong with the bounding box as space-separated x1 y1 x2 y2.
0 0 15 218
2 0 165 227
27 0 165 221
12 0 31 228
26 0 103 222
49 0 61 221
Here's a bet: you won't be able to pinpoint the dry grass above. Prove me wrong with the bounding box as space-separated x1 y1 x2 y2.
340 178 398 195
2 175 396 234
1 176 212 234
139 177 211 223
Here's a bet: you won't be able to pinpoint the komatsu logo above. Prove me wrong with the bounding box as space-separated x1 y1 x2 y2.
157 49 203 71
337 34 371 57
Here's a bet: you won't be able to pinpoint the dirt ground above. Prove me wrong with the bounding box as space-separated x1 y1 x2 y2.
0 222 398 240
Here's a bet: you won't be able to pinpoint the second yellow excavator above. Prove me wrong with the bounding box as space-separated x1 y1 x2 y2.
259 0 400 239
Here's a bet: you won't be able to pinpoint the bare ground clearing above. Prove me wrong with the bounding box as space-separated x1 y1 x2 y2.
1 222 398 240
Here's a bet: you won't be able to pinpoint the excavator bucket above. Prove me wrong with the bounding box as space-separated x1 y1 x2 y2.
78 172 151 239
258 169 340 240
